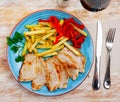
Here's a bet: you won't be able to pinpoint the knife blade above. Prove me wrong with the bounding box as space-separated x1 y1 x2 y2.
92 20 102 90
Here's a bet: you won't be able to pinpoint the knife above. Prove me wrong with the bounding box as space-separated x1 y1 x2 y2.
92 20 102 90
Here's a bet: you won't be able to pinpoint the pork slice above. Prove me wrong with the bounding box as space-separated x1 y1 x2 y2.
18 54 38 82
32 57 47 90
53 57 69 89
67 67 79 80
57 52 77 68
61 47 86 73
46 58 60 91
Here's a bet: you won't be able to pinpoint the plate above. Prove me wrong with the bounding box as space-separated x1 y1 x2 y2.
7 9 94 96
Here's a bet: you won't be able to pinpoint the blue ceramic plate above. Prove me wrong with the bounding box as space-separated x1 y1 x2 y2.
7 9 94 96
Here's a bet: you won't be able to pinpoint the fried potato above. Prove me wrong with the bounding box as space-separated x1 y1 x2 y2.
71 23 87 37
35 45 64 57
36 45 53 49
38 22 51 27
25 25 42 29
64 42 82 56
52 37 68 49
22 42 27 56
24 30 46 35
42 32 55 40
43 52 58 57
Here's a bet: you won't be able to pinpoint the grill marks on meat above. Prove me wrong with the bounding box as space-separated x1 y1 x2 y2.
46 58 60 91
52 57 69 89
18 54 38 82
61 47 86 73
32 57 47 90
18 47 86 91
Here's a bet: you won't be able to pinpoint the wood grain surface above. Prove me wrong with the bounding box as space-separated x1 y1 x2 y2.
0 0 120 102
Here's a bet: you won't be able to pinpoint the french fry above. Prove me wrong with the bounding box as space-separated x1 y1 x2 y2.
46 29 56 34
31 35 35 43
29 38 45 52
29 41 37 53
38 22 51 27
36 45 52 49
30 28 34 31
35 48 53 56
71 23 87 37
24 30 46 35
25 36 31 49
34 27 51 31
35 45 64 56
34 35 42 39
43 52 58 57
25 25 42 29
55 45 64 51
42 32 55 40
33 48 38 54
59 19 64 25
39 40 46 44
48 40 53 46
52 37 68 49
64 42 82 56
21 41 27 56
48 36 56 41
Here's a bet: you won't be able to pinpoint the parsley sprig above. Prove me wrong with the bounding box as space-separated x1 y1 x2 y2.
7 32 25 62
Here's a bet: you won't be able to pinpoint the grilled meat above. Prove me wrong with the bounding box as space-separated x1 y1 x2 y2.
32 57 47 90
18 54 38 82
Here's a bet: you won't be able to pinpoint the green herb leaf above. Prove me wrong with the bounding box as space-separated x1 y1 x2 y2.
15 56 24 62
7 36 14 46
12 32 24 43
11 46 19 52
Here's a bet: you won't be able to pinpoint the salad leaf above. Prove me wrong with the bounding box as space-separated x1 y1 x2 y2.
11 46 19 53
7 37 14 46
7 32 25 62
15 56 24 62
12 32 24 43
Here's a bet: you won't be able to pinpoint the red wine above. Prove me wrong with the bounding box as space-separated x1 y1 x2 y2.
80 0 111 12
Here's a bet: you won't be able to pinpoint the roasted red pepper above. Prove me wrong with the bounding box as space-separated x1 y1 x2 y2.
68 18 85 30
48 16 86 48
72 35 85 48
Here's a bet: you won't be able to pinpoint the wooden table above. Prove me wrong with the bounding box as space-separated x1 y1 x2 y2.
0 0 120 102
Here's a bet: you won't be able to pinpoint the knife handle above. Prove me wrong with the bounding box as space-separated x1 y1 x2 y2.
92 57 101 90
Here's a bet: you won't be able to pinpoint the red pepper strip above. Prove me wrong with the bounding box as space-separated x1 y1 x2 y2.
61 19 75 39
49 16 60 27
72 35 85 48
53 35 62 45
49 16 65 44
38 19 49 22
68 18 85 30
49 16 63 35
49 16 86 47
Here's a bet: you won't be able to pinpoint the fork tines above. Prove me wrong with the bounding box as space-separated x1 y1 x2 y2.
106 28 116 43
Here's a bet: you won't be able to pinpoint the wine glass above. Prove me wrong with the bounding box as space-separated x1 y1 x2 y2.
80 0 111 12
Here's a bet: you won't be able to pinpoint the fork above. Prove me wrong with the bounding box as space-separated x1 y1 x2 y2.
103 28 116 89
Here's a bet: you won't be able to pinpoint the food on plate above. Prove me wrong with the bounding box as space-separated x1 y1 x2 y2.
7 16 87 62
46 58 60 91
56 47 86 80
32 57 47 90
7 15 87 91
18 54 38 81
52 58 69 89
18 47 86 91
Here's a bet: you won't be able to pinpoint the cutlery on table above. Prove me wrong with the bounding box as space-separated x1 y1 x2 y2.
92 20 103 90
103 28 116 89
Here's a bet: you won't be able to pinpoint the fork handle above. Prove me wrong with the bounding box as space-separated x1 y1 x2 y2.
103 52 111 89
92 57 101 90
